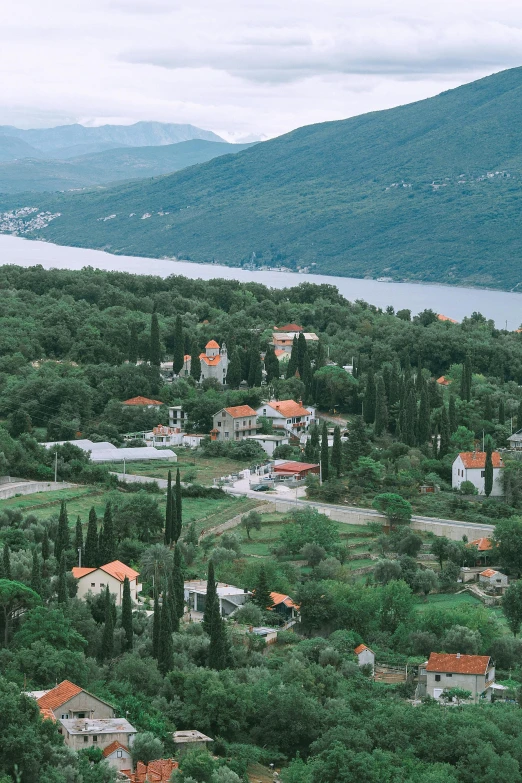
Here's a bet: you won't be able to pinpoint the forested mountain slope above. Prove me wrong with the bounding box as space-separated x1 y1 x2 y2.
3 68 522 288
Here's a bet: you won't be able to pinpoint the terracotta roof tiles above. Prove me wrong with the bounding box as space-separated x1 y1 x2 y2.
100 560 140 582
103 741 129 758
265 399 310 418
468 537 493 552
270 591 300 609
354 644 373 655
37 681 82 711
426 653 491 675
223 405 257 418
122 396 164 406
459 451 504 470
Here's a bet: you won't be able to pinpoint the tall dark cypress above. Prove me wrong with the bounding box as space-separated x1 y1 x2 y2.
517 398 522 431
374 376 388 436
121 576 133 651
484 437 494 498
343 416 369 468
363 368 376 424
158 595 174 675
417 383 431 445
264 345 280 384
152 590 160 660
31 550 42 596
248 336 262 387
84 507 98 568
449 395 457 433
128 322 139 364
331 425 343 477
208 599 230 671
320 422 329 482
149 312 161 367
172 315 185 375
172 546 185 625
2 544 10 580
286 336 299 379
100 586 114 662
297 333 307 378
99 503 116 564
309 423 320 463
57 552 68 604
315 340 326 370
226 349 242 388
439 405 450 458
167 572 178 633
253 565 273 609
401 388 417 446
190 339 201 382
54 501 70 564
174 469 183 542
74 516 83 564
41 529 50 562
164 470 173 545
460 355 472 401
498 398 506 425
203 561 218 635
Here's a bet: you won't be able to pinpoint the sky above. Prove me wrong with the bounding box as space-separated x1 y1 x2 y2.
2 0 522 141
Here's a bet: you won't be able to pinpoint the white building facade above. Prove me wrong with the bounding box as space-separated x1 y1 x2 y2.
452 451 504 496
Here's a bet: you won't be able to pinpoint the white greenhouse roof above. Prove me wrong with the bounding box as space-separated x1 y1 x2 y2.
42 439 176 463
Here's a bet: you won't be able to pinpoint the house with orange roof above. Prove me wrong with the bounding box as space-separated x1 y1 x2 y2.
269 592 300 622
199 340 229 384
421 652 495 702
123 758 179 782
256 399 316 437
103 740 133 772
25 679 115 721
437 314 459 324
211 405 257 441
452 451 504 496
479 568 508 590
354 643 375 673
436 376 452 386
122 396 164 409
72 560 142 606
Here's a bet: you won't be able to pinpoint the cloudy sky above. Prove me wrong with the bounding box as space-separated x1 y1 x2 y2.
2 0 522 140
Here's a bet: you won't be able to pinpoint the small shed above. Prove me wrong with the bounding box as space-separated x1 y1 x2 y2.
479 568 508 589
354 644 375 674
172 730 213 755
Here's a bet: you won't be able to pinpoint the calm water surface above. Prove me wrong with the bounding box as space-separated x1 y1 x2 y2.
0 234 520 329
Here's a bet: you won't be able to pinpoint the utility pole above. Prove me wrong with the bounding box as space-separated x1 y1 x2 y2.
78 548 82 568
54 450 58 483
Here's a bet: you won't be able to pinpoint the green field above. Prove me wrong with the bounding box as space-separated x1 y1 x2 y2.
110 454 252 485
414 592 483 612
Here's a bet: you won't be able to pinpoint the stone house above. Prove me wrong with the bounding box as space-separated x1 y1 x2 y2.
102 741 133 773
479 568 508 590
452 451 504 496
184 579 251 618
211 405 257 441
421 652 495 702
172 730 213 756
59 718 136 754
199 340 229 384
354 644 375 674
26 680 115 722
256 399 315 437
72 560 142 607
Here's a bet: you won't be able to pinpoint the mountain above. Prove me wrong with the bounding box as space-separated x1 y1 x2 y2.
0 134 43 162
4 68 522 290
0 140 254 193
0 121 224 158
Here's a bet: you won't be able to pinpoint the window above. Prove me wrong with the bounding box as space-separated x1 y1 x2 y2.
224 432 229 439
92 736 98 743
446 673 453 678
481 470 485 478
100 583 105 588
77 713 85 718
61 714 69 719
91 583 95 587
117 750 123 758
217 421 221 427
83 736 88 743
435 674 441 682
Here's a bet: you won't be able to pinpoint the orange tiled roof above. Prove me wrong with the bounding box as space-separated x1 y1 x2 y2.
103 741 129 758
100 560 140 582
459 451 504 469
205 340 220 349
200 353 222 366
273 461 319 473
270 591 300 610
438 314 459 324
468 537 493 552
436 376 452 386
125 759 178 783
274 324 303 332
265 399 310 418
274 349 287 358
40 708 56 722
426 653 491 675
122 396 164 406
224 405 257 418
354 644 373 655
480 568 498 577
37 681 82 711
184 354 191 361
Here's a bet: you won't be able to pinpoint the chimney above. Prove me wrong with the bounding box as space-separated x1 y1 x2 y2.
456 652 461 659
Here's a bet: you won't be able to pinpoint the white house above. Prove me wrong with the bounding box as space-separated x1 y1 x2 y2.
479 568 508 589
199 340 229 384
184 580 251 618
59 718 136 755
354 644 375 674
72 561 142 606
452 451 504 496
256 399 315 437
102 741 133 773
423 652 495 702
211 405 257 441
169 405 189 432
245 433 289 456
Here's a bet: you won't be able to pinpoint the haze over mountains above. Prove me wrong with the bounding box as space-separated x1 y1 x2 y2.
3 68 522 290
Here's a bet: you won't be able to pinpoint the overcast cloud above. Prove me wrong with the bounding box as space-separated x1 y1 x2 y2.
1 0 522 139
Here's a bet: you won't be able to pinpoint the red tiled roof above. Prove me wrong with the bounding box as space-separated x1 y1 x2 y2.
458 451 504 469
125 759 178 783
273 461 319 474
354 644 373 655
480 568 498 577
436 376 452 386
183 354 191 361
100 560 140 582
223 405 257 418
37 681 82 711
265 399 310 418
274 349 287 358
468 537 493 552
71 566 97 579
270 591 299 609
275 324 303 332
426 653 491 675
122 396 164 406
40 708 56 722
438 314 459 324
205 340 220 349
200 352 222 366
103 741 129 758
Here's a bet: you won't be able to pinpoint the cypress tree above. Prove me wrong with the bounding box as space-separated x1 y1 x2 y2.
302 354 313 403
99 503 116 564
449 395 457 433
320 422 329 482
174 469 182 542
264 345 280 384
172 314 185 375
417 383 431 445
309 423 320 462
374 376 388 436
297 333 307 377
164 470 173 545
484 395 493 423
460 355 472 401
31 550 42 596
158 594 174 675
253 565 273 609
315 340 326 370
54 500 70 564
74 516 83 564
128 322 139 364
331 426 343 477
152 590 160 660
439 405 450 458
248 337 262 387
343 416 369 468
203 561 218 636
363 368 376 424
57 552 68 604
208 602 231 671
2 544 10 580
84 507 98 568
517 398 522 431
401 389 417 446
226 348 242 388
286 336 299 379
190 339 201 382
172 546 185 624
121 576 133 651
149 312 161 367
498 398 506 425
484 436 494 497
100 586 114 662
167 572 178 633
41 528 50 562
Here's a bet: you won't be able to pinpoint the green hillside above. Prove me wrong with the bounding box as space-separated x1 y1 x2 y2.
0 139 253 193
3 67 522 289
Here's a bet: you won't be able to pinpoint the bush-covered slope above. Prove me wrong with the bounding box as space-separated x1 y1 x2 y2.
4 67 522 289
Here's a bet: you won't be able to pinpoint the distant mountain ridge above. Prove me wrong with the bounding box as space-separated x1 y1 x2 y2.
4 68 522 290
0 140 253 193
